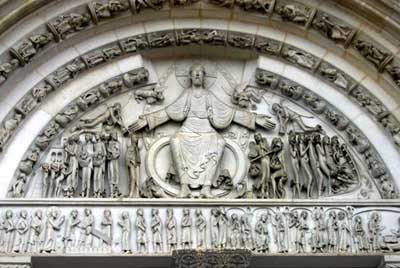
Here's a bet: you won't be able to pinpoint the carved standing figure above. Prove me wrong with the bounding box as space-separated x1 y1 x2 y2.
93 135 106 198
136 208 147 253
270 137 287 198
27 210 44 253
181 208 193 249
107 131 121 197
218 208 228 249
299 134 314 198
288 132 301 198
129 64 275 198
290 210 309 253
326 210 338 253
166 208 177 251
78 208 94 249
353 216 368 253
368 212 384 252
42 207 65 253
151 209 163 253
314 134 330 196
64 135 79 197
211 208 219 248
255 213 269 253
274 213 288 253
337 211 351 253
309 133 324 198
13 210 29 253
241 214 254 251
310 208 326 253
118 211 131 254
195 209 206 248
3 210 15 253
250 133 271 198
62 209 80 252
78 139 92 198
230 213 241 249
101 209 113 251
126 135 141 198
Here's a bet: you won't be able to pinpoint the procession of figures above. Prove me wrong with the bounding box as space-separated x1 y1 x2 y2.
1 206 400 255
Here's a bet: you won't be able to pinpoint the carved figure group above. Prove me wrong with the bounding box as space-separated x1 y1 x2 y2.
0 207 397 254
248 133 287 199
287 132 358 198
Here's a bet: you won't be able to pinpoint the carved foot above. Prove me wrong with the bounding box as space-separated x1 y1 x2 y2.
179 184 192 198
200 186 214 198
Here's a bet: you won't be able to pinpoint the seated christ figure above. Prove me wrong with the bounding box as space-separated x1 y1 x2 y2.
129 64 276 198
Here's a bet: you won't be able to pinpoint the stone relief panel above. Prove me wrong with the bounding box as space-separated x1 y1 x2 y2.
9 58 395 200
0 205 399 255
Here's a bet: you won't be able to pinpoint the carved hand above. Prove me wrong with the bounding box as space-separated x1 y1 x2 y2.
256 114 276 130
129 117 148 133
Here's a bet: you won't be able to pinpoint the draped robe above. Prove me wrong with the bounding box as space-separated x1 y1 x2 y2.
141 88 257 188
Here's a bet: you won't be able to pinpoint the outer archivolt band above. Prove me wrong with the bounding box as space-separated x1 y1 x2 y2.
0 1 397 116
1 27 399 161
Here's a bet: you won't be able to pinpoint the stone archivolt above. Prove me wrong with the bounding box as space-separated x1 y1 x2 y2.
0 1 400 266
1 28 399 163
0 1 399 156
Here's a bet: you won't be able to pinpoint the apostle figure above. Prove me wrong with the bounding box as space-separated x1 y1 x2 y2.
42 207 65 253
166 208 177 251
195 209 207 248
129 64 275 198
27 210 44 253
181 208 192 249
136 208 148 253
151 209 163 253
118 211 131 253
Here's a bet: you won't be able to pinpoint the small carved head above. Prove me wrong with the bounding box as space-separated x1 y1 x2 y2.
84 208 92 216
35 209 43 219
5 209 13 219
122 211 129 219
271 103 282 114
189 64 205 88
167 208 173 217
71 209 78 218
137 208 144 216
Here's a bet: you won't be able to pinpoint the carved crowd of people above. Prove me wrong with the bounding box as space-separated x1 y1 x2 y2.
41 130 122 198
0 207 397 255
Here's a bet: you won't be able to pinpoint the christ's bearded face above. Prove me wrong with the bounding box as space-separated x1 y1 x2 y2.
190 66 204 87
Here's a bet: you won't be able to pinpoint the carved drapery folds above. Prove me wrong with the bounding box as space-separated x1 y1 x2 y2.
9 63 396 200
1 28 399 166
8 67 150 198
0 205 398 255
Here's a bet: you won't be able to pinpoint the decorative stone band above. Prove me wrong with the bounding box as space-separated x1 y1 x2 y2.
0 0 399 91
173 249 252 268
1 27 399 159
0 200 399 256
0 265 30 268
8 67 153 198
